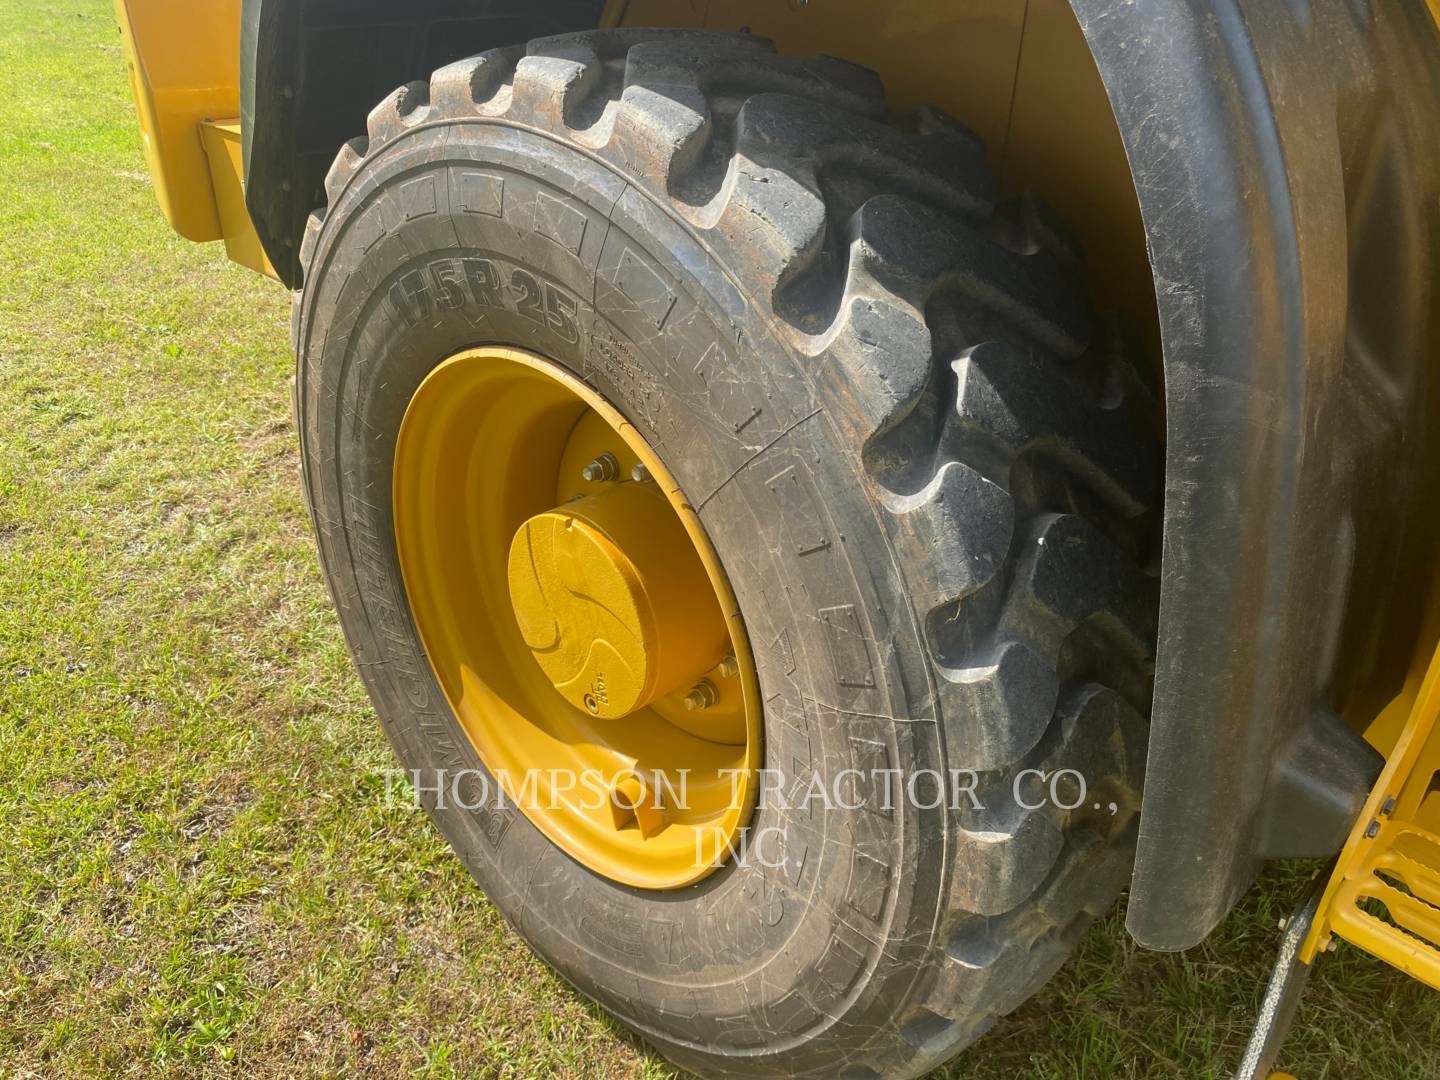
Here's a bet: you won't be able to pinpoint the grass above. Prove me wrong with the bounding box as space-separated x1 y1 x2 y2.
0 1 1436 1077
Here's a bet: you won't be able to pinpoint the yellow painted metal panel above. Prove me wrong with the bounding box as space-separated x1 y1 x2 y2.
999 0 1158 366
1360 600 1440 761
198 121 276 280
113 0 242 242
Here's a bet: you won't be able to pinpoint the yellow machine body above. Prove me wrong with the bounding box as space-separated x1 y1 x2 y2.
115 0 1149 344
196 120 275 278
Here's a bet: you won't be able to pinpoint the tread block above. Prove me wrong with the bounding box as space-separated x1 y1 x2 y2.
620 37 784 92
711 112 829 299
365 81 431 144
951 342 1159 517
817 295 932 436
298 210 325 278
848 194 1091 358
508 53 598 128
731 93 992 223
429 47 523 114
952 804 1064 917
880 460 1012 613
608 84 711 184
647 50 885 120
924 515 1154 772
995 192 1083 264
322 137 369 204
914 103 987 156
928 805 1138 1034
948 683 1144 918
933 639 1058 772
999 512 1158 659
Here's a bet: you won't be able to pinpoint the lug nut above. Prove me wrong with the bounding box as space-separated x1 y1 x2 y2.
683 679 719 711
630 462 651 483
717 655 739 678
581 452 619 483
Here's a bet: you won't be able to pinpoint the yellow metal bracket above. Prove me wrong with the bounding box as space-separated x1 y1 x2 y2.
112 0 241 242
198 120 276 279
1300 639 1440 978
114 0 273 278
1239 600 1440 1077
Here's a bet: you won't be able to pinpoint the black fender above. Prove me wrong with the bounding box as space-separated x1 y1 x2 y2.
1072 0 1440 948
240 0 606 287
241 0 1440 950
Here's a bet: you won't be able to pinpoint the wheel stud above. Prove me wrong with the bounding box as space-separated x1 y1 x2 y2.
581 452 619 483
717 655 739 678
683 679 719 711
630 462 651 483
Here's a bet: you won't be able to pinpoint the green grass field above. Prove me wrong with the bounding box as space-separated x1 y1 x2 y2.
2 2 1438 1077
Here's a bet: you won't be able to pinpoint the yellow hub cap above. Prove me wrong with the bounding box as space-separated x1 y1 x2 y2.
393 346 761 888
508 480 731 719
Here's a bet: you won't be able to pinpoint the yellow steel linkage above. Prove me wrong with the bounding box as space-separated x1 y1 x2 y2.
1240 593 1440 1078
1300 639 1440 980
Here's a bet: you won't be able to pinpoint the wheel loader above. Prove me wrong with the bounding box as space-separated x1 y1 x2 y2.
113 0 1440 1076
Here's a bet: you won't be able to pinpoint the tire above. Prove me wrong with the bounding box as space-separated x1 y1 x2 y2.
294 28 1161 1080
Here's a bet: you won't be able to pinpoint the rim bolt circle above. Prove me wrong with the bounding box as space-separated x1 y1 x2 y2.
581 452 619 483
684 679 719 712
630 462 651 483
717 655 739 678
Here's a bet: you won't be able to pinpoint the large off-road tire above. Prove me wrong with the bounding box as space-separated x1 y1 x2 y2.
294 29 1161 1079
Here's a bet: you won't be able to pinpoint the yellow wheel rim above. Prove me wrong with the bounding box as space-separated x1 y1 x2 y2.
392 346 762 888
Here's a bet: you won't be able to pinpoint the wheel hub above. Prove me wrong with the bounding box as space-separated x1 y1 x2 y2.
508 480 729 720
